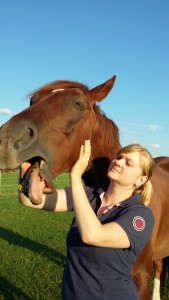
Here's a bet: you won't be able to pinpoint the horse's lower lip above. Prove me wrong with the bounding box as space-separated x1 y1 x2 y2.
19 157 54 203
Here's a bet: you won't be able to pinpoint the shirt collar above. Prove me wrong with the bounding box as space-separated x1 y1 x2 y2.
94 184 141 208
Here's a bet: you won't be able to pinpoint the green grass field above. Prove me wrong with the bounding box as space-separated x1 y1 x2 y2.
0 172 168 299
0 172 72 300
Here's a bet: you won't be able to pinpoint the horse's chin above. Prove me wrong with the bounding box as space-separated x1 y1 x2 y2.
19 157 55 205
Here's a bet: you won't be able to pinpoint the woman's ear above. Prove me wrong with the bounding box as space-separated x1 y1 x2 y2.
135 175 148 188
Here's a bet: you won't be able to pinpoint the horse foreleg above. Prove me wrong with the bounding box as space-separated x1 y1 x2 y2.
132 251 153 300
152 278 160 300
152 259 162 300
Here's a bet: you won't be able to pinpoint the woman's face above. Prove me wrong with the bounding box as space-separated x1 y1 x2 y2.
107 151 144 188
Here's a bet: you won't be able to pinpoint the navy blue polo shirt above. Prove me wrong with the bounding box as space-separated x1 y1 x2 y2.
62 185 154 300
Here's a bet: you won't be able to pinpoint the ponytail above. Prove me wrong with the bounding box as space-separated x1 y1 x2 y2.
135 180 153 206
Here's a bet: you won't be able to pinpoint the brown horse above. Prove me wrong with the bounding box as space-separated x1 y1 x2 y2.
0 76 169 299
152 258 169 299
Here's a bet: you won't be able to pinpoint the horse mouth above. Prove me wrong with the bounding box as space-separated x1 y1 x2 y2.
19 157 55 205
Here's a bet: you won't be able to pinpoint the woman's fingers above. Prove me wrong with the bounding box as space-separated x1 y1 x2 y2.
83 140 91 163
70 140 91 177
79 140 91 164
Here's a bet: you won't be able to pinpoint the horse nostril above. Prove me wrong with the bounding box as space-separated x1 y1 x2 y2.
13 127 36 150
23 127 36 142
27 127 34 137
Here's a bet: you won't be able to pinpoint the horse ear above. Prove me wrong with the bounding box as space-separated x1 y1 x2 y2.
89 75 116 102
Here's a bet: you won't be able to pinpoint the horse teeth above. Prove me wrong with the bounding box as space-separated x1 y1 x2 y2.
40 159 45 168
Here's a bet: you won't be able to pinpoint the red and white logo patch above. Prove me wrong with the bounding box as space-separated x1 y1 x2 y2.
133 216 145 231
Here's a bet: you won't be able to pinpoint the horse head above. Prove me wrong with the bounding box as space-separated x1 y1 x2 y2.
0 76 121 199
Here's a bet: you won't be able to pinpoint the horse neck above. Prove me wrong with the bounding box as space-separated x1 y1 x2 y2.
83 110 121 187
91 109 121 160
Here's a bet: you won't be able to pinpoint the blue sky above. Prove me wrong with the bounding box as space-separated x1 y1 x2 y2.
0 0 169 157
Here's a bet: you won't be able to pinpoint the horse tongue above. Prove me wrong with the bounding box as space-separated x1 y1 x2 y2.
19 161 55 205
27 162 44 205
27 162 55 204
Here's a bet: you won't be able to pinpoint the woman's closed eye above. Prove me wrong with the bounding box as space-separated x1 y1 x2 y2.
116 154 133 167
125 160 133 166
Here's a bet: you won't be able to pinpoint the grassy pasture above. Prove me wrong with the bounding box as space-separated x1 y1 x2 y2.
0 172 168 299
0 172 72 300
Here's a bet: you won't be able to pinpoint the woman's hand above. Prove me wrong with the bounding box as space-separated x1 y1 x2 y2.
70 140 91 179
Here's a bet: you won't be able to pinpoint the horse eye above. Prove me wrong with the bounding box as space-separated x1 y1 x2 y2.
30 93 39 106
75 101 86 111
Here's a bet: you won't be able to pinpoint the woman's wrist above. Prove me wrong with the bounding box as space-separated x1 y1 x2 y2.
70 175 82 184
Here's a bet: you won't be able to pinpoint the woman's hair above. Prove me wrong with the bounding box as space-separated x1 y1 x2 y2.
117 144 155 206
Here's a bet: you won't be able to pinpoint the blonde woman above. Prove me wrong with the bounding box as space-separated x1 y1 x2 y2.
19 140 155 300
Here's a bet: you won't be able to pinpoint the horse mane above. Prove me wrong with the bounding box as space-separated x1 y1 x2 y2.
82 105 121 186
93 104 120 151
29 80 90 104
41 80 89 92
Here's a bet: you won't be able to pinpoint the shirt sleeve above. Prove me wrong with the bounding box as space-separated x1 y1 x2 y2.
114 205 155 256
64 185 95 211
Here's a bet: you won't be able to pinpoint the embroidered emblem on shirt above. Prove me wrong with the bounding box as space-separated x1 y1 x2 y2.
133 216 145 231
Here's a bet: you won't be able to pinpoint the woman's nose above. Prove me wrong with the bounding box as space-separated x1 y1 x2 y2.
115 158 124 167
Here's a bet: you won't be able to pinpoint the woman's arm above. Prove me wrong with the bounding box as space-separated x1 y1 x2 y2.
18 186 68 212
70 140 130 248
